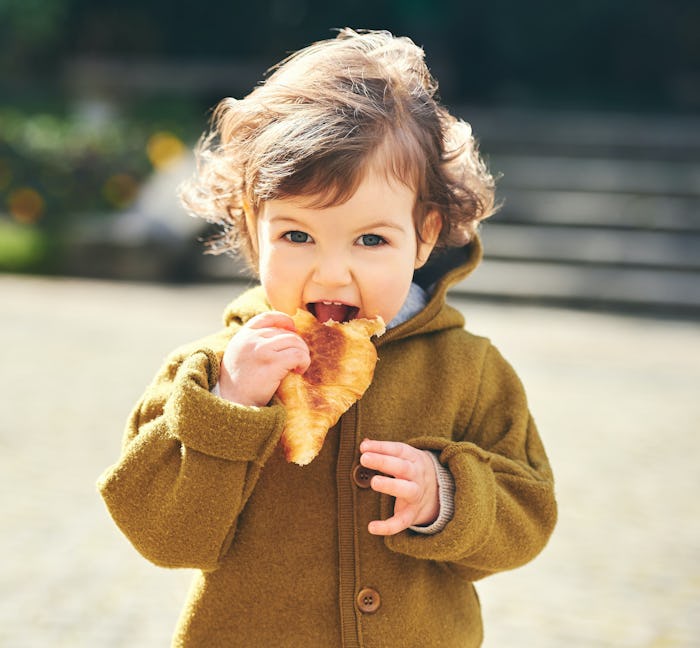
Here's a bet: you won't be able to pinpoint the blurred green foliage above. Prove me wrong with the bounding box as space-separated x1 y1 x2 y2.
0 219 48 272
1 108 148 212
0 106 140 270
0 99 202 272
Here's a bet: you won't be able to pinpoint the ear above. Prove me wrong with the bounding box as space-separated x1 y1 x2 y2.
242 199 259 256
414 210 442 269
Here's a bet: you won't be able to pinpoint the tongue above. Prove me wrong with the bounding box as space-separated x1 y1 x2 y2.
313 303 353 323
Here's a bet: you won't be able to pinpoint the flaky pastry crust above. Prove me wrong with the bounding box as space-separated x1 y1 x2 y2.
276 309 385 465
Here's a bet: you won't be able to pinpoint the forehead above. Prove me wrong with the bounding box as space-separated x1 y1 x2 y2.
261 166 416 219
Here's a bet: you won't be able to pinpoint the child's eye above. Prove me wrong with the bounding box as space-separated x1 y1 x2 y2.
357 234 386 247
284 230 313 244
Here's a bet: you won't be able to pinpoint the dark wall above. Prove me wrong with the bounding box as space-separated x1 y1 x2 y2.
2 0 699 112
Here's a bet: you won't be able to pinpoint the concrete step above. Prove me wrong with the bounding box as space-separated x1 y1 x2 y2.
494 189 699 232
480 222 700 271
459 259 700 314
493 154 700 197
465 107 700 162
466 121 700 312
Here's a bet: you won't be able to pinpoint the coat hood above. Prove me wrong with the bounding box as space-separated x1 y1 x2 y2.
414 235 483 304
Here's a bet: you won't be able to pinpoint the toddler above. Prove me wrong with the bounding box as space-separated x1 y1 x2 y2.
98 28 556 647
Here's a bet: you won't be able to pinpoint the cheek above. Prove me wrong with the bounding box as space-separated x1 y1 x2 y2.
359 256 416 321
258 247 306 313
257 246 281 302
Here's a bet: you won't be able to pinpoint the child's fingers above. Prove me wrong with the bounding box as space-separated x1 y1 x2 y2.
360 439 424 468
257 333 311 373
263 331 306 353
247 314 311 373
360 441 441 535
360 439 419 461
247 311 297 332
277 343 311 374
360 452 416 482
219 313 310 406
367 510 415 536
369 475 420 503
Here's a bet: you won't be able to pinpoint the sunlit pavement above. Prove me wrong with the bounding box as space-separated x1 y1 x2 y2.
2 274 698 647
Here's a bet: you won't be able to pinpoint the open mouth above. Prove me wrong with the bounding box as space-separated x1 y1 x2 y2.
307 301 359 323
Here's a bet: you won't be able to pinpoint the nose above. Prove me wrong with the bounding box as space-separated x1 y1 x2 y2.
312 249 352 287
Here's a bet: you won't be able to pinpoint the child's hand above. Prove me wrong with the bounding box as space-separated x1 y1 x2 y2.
359 439 440 536
218 312 311 407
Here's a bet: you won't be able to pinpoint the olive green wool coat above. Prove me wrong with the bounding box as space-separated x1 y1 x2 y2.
98 239 557 647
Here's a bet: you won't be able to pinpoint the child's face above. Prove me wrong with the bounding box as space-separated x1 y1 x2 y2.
252 170 440 324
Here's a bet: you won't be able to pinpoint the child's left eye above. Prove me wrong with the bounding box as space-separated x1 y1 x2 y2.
284 231 312 244
357 234 386 247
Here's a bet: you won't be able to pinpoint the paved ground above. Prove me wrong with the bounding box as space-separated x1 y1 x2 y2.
1 274 699 647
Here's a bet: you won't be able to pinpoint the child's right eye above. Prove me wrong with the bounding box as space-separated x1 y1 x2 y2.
283 231 312 244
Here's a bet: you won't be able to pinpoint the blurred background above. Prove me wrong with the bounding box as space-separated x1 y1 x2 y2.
1 0 699 314
2 2 700 647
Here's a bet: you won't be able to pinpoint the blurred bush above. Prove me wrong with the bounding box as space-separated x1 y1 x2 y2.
0 100 201 273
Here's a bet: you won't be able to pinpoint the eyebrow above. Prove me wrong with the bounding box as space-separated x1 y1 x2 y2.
267 214 407 232
267 215 303 224
359 220 407 233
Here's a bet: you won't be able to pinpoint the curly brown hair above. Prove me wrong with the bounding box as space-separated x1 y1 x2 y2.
179 28 497 270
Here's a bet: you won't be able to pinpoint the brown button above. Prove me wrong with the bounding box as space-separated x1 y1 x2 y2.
356 587 381 614
352 464 376 489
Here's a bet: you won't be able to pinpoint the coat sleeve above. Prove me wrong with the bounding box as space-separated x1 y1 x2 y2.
97 343 286 571
384 343 557 580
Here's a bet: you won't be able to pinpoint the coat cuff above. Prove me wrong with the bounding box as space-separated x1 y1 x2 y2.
409 451 455 535
164 349 286 464
384 439 496 562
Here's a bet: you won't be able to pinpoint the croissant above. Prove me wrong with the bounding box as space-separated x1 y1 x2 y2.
276 309 385 465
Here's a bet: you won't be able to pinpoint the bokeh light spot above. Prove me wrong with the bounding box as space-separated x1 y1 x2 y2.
103 173 139 208
8 187 45 224
146 131 185 170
